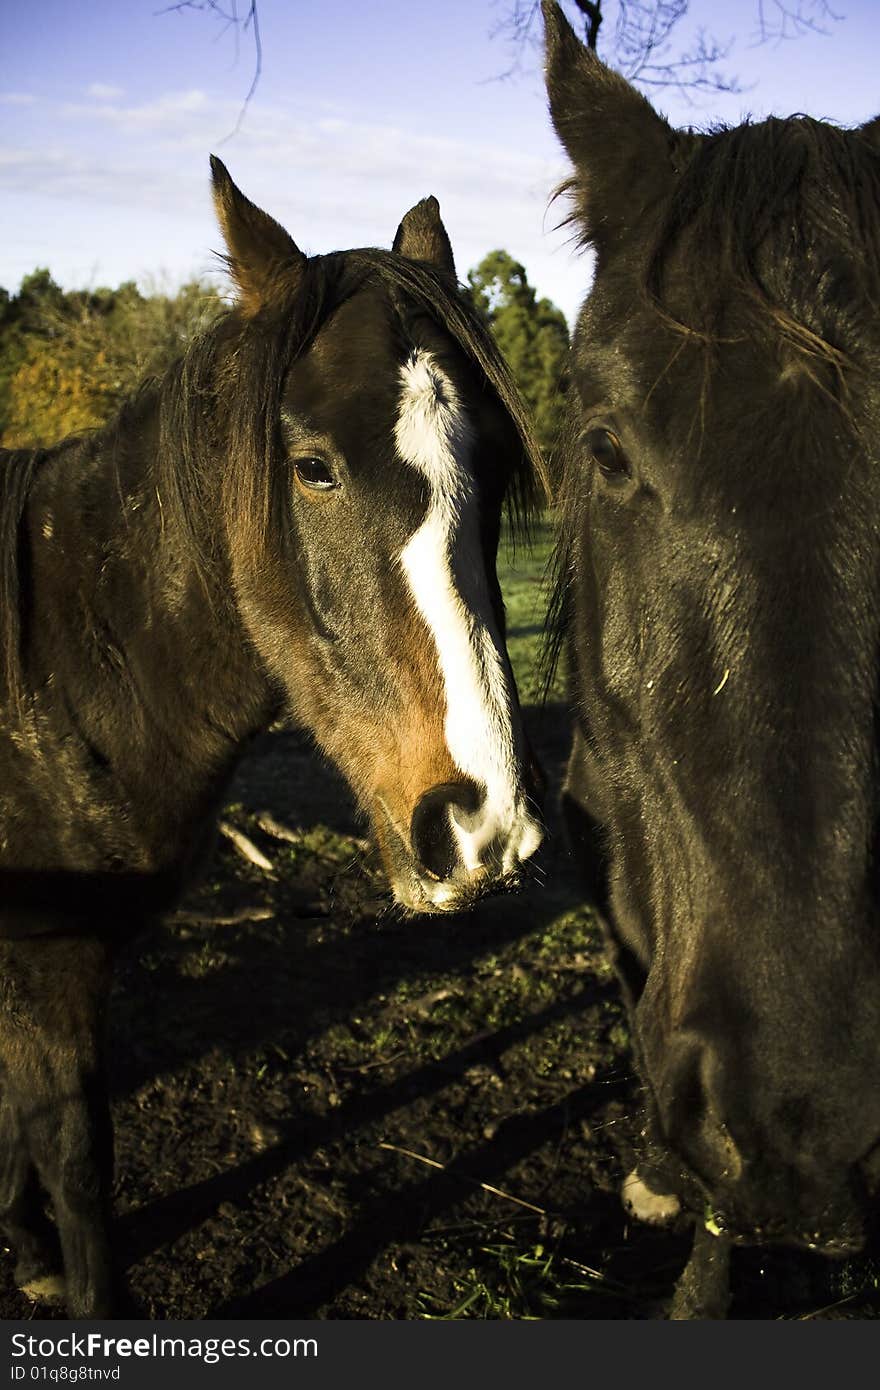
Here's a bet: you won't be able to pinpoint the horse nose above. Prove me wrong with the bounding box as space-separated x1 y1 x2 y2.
410 780 483 879
654 1033 869 1250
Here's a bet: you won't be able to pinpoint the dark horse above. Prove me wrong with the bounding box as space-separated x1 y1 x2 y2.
0 158 545 1317
543 1 880 1316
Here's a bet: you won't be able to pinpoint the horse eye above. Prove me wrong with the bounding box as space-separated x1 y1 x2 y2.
583 428 631 485
293 457 337 491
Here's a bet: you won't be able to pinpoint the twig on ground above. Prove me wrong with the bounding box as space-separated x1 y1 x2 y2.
218 820 275 874
378 1141 548 1216
797 1292 860 1320
255 811 302 845
171 905 274 927
337 1050 413 1073
257 810 371 856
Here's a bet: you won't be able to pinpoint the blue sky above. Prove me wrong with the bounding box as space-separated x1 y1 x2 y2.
2 0 878 325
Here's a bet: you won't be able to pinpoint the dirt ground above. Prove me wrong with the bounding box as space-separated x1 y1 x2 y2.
1 701 878 1321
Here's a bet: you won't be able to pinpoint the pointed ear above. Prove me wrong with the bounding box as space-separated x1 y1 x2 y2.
210 155 306 316
392 196 456 276
542 0 681 250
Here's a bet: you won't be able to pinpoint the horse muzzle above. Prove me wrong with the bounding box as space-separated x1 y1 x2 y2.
375 777 544 913
634 1105 872 1257
626 1148 870 1259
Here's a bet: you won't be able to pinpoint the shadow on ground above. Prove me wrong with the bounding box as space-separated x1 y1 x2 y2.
2 704 876 1320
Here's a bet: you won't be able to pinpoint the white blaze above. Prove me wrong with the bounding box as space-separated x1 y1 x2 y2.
396 350 542 883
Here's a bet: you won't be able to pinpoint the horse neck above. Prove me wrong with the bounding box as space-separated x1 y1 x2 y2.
26 396 276 766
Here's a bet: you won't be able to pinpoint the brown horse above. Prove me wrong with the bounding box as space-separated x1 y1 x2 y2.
0 158 545 1316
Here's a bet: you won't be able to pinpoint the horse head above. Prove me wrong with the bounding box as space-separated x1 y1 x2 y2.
209 159 545 914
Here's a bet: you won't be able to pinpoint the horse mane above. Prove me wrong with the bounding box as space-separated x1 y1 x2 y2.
0 446 47 711
647 116 880 366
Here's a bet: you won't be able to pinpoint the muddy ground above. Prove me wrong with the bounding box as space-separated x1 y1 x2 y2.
1 701 878 1321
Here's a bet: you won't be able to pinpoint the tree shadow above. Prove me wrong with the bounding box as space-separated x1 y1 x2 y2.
213 1074 634 1318
115 978 620 1274
7 698 637 1321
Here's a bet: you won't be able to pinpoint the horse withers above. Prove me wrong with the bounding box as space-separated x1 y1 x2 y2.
543 0 880 1315
0 160 545 1317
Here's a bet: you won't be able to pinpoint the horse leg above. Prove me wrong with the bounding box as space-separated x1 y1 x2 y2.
669 1225 732 1319
0 1092 64 1301
0 935 115 1319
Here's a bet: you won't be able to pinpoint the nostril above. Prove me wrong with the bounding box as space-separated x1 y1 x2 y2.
410 780 482 879
410 799 455 879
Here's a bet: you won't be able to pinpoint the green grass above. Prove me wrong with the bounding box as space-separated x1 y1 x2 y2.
419 1241 628 1320
497 513 561 704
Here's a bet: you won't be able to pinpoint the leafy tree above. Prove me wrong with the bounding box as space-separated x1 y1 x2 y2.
2 255 570 459
0 269 68 435
468 250 569 458
3 343 115 447
0 276 223 450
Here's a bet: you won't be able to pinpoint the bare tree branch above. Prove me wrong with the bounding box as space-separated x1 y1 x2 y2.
492 0 844 96
487 2 543 80
157 0 261 140
573 0 603 48
754 0 844 43
611 2 739 99
157 1 845 119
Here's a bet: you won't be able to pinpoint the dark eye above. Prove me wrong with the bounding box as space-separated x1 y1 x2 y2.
583 428 631 486
293 457 337 492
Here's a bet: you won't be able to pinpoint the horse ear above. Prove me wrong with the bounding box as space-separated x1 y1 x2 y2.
392 196 456 276
210 155 305 315
542 0 679 249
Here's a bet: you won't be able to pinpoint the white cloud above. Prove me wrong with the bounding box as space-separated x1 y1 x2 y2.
86 83 125 101
17 88 559 221
63 89 210 130
0 86 584 320
0 93 35 106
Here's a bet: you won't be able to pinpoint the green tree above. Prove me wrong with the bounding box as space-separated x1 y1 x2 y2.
0 275 223 450
0 268 69 435
468 250 569 458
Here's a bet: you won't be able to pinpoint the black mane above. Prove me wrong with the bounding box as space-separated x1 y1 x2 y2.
648 116 880 355
0 446 46 709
